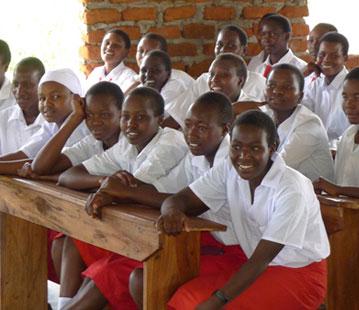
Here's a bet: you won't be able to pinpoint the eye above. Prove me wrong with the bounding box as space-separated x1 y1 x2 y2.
101 112 112 118
231 144 241 151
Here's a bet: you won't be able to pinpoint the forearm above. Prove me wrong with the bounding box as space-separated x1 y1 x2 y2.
32 115 82 175
58 165 102 190
0 159 31 176
0 151 28 161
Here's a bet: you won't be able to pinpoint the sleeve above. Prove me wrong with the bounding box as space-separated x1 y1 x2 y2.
82 142 122 176
301 84 316 112
133 130 188 184
62 135 96 166
189 160 229 212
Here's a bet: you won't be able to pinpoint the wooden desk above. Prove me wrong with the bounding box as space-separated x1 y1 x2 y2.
319 195 359 310
0 177 225 310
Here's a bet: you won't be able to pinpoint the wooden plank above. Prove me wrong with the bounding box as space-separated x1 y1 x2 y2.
143 232 200 310
320 203 344 236
0 213 47 309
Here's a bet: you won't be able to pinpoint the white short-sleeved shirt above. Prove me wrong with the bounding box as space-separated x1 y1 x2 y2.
154 136 238 245
20 121 90 159
247 50 266 72
250 49 307 75
82 127 187 184
334 125 359 186
166 71 264 129
0 105 45 155
0 77 16 111
190 154 330 268
302 67 350 142
171 69 194 88
262 104 334 181
62 134 120 167
86 62 136 93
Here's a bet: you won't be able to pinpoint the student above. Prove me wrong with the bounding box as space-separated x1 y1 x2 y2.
158 110 329 310
86 29 136 92
165 25 266 128
263 63 334 181
58 86 187 190
0 57 45 155
314 67 359 198
248 14 307 77
302 32 350 142
136 32 194 88
19 81 123 179
0 68 89 175
0 39 16 111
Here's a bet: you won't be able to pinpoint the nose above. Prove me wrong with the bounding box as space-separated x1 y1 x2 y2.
127 117 137 129
187 125 199 139
90 115 103 126
238 146 251 160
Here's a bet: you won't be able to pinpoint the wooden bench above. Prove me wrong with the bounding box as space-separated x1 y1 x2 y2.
0 176 226 310
319 194 359 310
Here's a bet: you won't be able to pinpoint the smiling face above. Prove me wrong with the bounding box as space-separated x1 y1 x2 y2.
139 55 170 92
208 59 244 102
136 37 162 68
85 93 121 148
215 29 245 57
38 81 73 126
265 68 303 114
120 95 162 152
342 79 359 125
230 124 274 186
101 32 129 70
317 41 347 80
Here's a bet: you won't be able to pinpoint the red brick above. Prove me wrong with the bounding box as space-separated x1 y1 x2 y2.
300 53 312 63
203 43 215 56
83 30 105 44
242 7 276 19
116 26 141 40
80 44 101 61
122 7 156 21
183 24 215 39
128 45 137 58
292 23 309 36
346 55 359 70
247 43 262 57
109 0 130 2
164 6 196 22
147 26 181 39
290 38 307 53
172 62 186 72
263 0 285 2
125 61 138 72
80 0 102 3
188 59 213 78
204 7 236 20
168 43 197 57
279 6 309 18
83 9 121 25
244 27 254 37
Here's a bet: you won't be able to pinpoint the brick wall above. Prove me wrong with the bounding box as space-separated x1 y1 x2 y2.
79 0 311 78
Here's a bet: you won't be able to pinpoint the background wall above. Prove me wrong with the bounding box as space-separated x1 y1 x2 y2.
79 0 357 78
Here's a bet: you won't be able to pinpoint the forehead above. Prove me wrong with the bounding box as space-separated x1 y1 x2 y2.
318 41 344 54
13 66 39 80
39 81 69 93
86 93 118 108
310 27 330 39
217 30 241 42
343 79 359 94
231 124 267 142
210 59 237 72
268 68 298 84
123 95 153 111
187 102 220 122
141 55 165 67
139 37 161 49
260 19 284 32
102 32 125 44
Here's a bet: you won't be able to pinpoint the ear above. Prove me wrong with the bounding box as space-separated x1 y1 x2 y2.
223 122 231 136
284 32 290 42
237 76 246 88
157 114 164 126
297 90 304 104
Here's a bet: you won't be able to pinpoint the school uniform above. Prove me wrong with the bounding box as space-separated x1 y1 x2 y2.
250 49 307 77
247 50 266 72
82 127 187 184
302 67 350 142
169 154 329 309
171 68 194 88
166 71 263 129
262 104 334 181
0 76 16 111
20 121 90 159
86 62 136 93
0 105 45 155
334 125 359 186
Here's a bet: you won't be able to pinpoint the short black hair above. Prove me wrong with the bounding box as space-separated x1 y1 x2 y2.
319 32 349 56
106 29 131 49
126 86 164 116
270 63 305 92
0 39 11 66
313 23 337 33
218 25 248 47
212 53 247 82
261 14 291 33
345 67 359 81
233 110 279 148
86 81 124 110
14 57 45 81
143 49 172 73
141 33 168 52
193 91 233 125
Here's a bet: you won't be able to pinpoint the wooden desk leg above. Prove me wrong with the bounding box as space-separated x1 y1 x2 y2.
143 231 200 310
0 213 47 310
327 209 359 310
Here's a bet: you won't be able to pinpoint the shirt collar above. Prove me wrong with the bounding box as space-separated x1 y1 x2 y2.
259 152 287 189
264 49 293 66
327 67 348 89
102 62 126 79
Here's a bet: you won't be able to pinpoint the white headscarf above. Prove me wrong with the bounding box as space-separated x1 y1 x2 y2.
39 68 83 96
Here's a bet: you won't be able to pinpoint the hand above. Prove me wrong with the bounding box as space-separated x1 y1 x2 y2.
70 94 86 121
303 62 321 77
17 162 39 179
196 296 225 310
156 208 188 235
111 170 138 188
313 177 339 196
98 175 131 199
85 191 113 219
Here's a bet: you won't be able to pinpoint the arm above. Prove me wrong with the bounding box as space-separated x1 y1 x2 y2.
32 95 85 175
0 158 31 175
0 150 28 161
314 177 359 198
197 240 284 309
58 164 103 190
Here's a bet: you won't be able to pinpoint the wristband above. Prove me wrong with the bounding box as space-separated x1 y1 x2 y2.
212 289 230 304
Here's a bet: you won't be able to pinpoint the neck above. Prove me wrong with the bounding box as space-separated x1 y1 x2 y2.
205 143 221 168
23 105 39 126
0 75 5 89
248 159 273 203
273 107 296 126
104 62 120 75
269 48 288 65
324 69 343 85
102 130 121 150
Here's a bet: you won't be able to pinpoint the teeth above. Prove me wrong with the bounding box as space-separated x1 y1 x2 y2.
189 143 199 147
211 87 222 92
127 132 138 137
239 164 253 169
